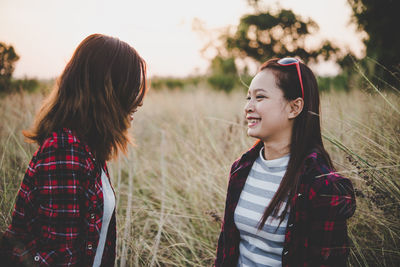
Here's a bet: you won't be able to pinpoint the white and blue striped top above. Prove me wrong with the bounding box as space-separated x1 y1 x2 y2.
234 148 290 267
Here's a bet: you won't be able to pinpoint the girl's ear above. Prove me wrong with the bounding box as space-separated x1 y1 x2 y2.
288 97 304 119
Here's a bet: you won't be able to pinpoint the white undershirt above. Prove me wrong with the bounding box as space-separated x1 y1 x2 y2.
93 169 115 267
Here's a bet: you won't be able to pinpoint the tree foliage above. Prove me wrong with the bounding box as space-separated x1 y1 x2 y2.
225 9 339 64
207 55 238 92
0 42 19 92
348 0 400 85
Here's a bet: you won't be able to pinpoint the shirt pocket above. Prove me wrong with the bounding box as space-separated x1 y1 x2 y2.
37 203 82 243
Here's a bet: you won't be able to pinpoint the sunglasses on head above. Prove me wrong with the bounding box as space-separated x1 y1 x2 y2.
277 57 304 99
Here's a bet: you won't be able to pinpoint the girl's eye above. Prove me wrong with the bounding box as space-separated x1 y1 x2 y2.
246 96 251 100
256 95 266 99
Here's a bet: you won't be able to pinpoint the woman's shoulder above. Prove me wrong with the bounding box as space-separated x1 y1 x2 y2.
38 128 85 151
34 128 95 172
303 149 356 219
302 149 347 185
229 140 263 173
302 149 331 174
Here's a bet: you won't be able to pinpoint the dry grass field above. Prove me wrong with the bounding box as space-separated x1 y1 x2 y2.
1 84 399 266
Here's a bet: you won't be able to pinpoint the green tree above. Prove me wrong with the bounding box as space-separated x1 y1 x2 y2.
0 42 19 92
207 55 238 92
348 0 400 86
225 8 339 64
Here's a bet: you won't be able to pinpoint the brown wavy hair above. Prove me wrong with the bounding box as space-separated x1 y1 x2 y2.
24 34 147 163
257 58 334 229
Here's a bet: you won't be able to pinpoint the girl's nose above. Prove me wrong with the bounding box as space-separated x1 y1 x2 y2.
245 100 254 113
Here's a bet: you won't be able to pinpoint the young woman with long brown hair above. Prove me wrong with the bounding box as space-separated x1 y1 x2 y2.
0 34 147 266
214 58 356 267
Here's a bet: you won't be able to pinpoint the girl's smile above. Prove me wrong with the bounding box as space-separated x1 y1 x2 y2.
246 116 261 128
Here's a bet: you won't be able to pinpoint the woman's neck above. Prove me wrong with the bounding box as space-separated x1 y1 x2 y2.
262 141 290 160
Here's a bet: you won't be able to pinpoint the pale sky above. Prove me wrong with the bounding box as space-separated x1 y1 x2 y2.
1 0 364 79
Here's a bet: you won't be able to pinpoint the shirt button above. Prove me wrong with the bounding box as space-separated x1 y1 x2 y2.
87 244 93 250
298 193 302 197
90 213 95 219
288 223 293 227
34 255 40 261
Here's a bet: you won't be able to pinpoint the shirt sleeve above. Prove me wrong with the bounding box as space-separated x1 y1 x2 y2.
1 151 39 266
1 140 91 266
307 172 356 266
214 158 241 267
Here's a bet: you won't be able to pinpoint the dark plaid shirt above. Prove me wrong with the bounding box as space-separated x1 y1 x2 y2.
215 141 356 267
0 128 116 266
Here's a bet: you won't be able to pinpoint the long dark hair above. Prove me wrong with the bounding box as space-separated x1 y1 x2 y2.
258 58 333 229
24 34 147 163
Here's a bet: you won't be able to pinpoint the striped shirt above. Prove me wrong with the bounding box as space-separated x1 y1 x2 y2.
234 148 289 267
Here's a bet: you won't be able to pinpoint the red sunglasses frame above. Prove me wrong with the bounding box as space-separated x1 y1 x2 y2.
277 58 304 99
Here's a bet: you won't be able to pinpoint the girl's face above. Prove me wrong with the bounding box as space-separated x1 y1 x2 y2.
245 69 293 142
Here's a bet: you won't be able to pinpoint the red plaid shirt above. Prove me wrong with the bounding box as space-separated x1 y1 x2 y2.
214 141 356 267
0 128 116 266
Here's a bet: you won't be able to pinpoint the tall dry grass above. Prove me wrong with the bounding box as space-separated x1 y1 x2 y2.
0 85 399 266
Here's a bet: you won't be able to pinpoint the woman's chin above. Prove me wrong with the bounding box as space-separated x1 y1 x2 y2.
247 129 260 139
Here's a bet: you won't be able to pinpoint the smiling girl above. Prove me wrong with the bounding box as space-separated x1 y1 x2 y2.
214 58 356 267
